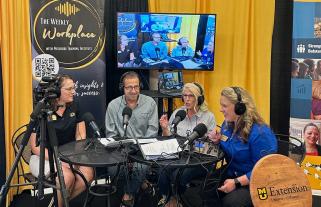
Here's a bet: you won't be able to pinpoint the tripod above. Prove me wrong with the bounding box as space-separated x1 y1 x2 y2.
0 98 69 207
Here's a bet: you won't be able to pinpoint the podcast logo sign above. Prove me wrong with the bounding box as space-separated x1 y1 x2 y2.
33 0 105 69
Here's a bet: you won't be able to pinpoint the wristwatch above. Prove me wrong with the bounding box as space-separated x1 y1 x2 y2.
234 178 241 188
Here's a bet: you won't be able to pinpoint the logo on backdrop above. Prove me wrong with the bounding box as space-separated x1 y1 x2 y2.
33 0 105 69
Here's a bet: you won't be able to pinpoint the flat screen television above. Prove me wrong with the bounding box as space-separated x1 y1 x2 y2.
116 12 216 70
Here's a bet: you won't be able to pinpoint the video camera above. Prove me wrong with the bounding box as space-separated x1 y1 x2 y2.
33 75 61 103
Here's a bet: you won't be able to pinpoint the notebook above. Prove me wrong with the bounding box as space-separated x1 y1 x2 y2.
138 138 182 161
158 71 184 96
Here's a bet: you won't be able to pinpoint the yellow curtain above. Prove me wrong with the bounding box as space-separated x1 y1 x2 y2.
149 0 275 125
0 0 33 204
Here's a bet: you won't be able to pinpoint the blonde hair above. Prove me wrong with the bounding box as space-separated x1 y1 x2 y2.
183 82 208 112
221 87 266 142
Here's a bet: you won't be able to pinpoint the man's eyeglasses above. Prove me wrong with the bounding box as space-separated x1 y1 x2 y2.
124 85 140 91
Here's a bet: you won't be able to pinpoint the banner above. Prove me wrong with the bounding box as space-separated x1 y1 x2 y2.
30 0 106 128
291 1 321 193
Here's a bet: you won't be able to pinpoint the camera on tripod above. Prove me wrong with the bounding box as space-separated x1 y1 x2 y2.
33 75 61 103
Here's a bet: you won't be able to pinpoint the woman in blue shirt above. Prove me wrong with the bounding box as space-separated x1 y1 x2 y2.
208 86 277 207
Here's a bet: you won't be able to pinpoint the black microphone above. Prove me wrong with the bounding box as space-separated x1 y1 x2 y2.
122 106 132 130
155 47 160 60
171 110 186 129
82 112 101 138
182 123 208 148
182 47 186 56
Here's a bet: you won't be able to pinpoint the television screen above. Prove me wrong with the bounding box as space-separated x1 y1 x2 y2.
117 12 216 70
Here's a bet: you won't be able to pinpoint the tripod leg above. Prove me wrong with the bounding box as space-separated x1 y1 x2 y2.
47 121 69 207
0 121 36 206
48 147 59 207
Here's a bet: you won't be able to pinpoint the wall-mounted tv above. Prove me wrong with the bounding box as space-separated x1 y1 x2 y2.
117 12 216 70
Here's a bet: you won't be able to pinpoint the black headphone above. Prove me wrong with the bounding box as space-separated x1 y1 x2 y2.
194 82 205 106
119 71 143 92
182 82 205 106
231 87 246 115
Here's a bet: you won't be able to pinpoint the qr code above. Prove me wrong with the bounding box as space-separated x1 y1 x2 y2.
34 57 55 78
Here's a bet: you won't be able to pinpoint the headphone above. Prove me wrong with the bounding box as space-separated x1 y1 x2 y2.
182 82 205 106
119 71 143 92
231 87 246 115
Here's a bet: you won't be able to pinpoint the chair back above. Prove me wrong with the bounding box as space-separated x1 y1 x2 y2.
12 124 31 164
276 134 305 164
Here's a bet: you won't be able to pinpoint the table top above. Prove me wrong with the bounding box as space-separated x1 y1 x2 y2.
58 137 224 169
58 139 127 167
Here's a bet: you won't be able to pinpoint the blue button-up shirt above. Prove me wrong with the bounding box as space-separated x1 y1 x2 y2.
219 122 277 180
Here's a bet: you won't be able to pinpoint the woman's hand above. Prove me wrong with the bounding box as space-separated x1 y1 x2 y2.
207 129 221 144
160 114 171 136
218 179 236 193
159 114 169 129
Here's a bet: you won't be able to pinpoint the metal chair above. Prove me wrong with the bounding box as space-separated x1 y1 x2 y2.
11 124 37 194
276 134 306 164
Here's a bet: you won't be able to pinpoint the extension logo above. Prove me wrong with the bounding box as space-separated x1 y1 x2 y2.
257 187 268 200
33 0 105 69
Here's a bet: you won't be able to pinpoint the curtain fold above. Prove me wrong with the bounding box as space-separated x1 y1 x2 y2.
0 0 33 204
149 0 275 125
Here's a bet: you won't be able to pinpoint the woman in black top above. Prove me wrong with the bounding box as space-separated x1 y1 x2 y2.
29 74 93 207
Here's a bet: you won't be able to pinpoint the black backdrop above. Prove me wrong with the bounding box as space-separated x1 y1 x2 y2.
270 0 293 135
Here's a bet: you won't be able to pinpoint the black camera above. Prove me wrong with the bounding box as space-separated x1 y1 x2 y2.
33 75 60 103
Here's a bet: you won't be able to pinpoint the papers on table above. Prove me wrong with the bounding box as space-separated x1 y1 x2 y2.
138 138 182 161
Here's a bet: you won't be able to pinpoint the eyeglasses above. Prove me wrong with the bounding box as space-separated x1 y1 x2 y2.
62 86 76 91
182 94 195 99
124 85 140 91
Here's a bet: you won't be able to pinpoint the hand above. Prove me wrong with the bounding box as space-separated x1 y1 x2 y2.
118 62 124 67
159 114 169 129
196 50 202 56
218 179 236 193
207 129 221 144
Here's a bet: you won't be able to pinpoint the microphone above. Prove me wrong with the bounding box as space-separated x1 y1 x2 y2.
182 47 186 56
182 123 208 148
82 112 101 138
171 110 186 129
155 47 160 60
122 106 132 130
